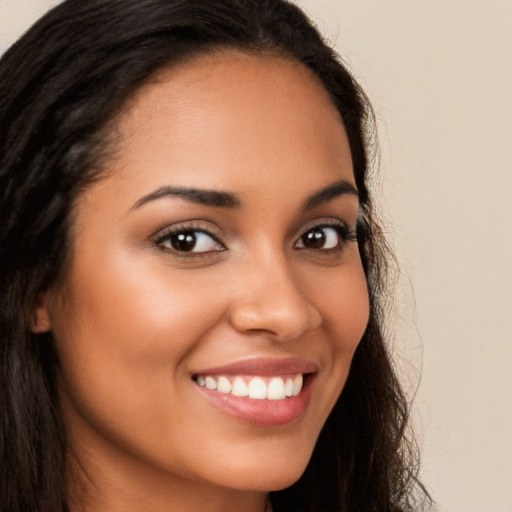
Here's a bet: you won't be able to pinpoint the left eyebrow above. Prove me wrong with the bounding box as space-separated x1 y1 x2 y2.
302 180 359 210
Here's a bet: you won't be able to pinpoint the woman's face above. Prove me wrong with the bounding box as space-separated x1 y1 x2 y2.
38 52 369 505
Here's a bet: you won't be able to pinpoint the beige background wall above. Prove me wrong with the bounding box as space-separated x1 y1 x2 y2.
1 1 511 511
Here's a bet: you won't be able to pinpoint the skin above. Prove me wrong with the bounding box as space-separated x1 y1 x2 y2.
34 52 370 512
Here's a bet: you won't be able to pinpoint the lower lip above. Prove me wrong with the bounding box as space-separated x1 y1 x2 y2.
194 375 315 427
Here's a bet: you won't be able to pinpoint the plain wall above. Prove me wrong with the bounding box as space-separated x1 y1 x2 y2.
1 1 511 511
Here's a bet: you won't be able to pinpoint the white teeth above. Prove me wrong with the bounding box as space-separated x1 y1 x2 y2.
217 376 232 394
248 377 267 399
204 376 217 390
267 377 286 400
196 374 305 400
285 377 294 397
231 377 249 397
293 374 303 396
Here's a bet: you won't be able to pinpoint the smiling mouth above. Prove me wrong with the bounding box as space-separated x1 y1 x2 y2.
191 358 317 426
193 373 307 400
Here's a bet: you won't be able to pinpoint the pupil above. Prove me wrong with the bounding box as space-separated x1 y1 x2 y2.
304 229 325 248
172 232 196 251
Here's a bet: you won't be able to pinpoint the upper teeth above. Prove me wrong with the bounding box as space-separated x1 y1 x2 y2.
195 374 303 400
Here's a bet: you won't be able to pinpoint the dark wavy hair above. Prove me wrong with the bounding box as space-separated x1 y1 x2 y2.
0 1 432 511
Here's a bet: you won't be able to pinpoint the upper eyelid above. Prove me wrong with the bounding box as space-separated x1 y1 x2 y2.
152 225 226 257
152 221 223 243
295 217 352 236
294 218 358 249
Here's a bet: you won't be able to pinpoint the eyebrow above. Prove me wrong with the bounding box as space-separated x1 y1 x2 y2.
131 186 241 210
131 179 358 211
302 179 359 210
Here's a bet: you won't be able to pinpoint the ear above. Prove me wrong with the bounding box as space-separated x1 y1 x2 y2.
31 291 52 333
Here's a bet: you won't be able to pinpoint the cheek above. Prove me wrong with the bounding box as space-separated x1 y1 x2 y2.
316 258 369 350
294 253 369 425
54 249 225 356
49 254 226 431
333 267 369 349
309 256 369 401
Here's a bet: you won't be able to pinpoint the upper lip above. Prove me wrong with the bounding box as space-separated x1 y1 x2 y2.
192 357 318 377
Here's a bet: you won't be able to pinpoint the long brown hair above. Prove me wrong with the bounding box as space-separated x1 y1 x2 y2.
0 1 432 510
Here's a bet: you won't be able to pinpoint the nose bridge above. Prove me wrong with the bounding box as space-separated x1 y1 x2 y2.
228 246 322 340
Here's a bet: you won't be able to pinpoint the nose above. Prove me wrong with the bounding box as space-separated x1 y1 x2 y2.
228 254 322 341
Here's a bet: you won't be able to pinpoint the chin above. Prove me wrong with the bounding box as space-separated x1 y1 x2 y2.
227 468 307 493
208 445 313 492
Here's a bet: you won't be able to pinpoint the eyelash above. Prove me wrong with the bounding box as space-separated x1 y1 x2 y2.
152 222 225 256
295 221 357 251
152 220 357 256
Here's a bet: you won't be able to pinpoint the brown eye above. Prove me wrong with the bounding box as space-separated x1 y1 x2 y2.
295 225 345 250
157 230 222 253
302 228 328 249
170 232 197 251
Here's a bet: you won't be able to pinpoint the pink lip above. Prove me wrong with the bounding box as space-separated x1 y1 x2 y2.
192 357 318 377
191 357 318 427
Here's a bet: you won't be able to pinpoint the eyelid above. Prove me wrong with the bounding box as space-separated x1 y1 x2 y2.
151 220 226 252
294 218 357 249
296 217 355 237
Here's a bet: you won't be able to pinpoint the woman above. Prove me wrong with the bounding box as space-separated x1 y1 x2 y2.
0 1 432 511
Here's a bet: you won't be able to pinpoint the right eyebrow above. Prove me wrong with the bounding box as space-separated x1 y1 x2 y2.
130 186 241 211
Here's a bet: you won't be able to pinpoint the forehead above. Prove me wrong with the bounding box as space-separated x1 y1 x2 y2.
110 51 353 186
73 51 355 224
